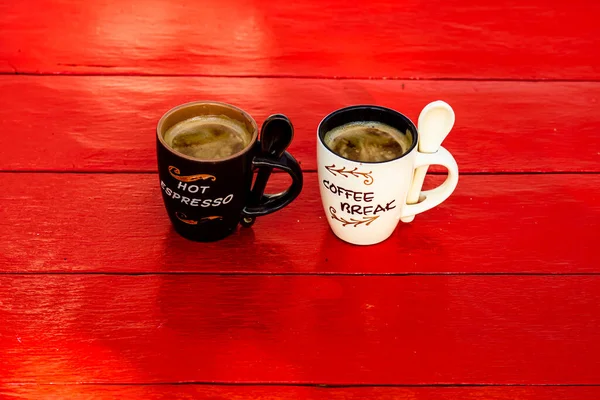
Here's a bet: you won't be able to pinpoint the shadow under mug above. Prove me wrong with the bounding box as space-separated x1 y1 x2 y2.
156 101 303 242
317 104 459 245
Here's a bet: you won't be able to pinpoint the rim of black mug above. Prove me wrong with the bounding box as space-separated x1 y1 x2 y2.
317 104 419 164
156 100 259 163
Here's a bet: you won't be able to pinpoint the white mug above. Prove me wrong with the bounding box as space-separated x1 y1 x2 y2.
317 105 459 245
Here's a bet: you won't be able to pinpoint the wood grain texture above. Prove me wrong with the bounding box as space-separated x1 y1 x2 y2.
0 173 598 274
1 275 600 384
3 385 600 400
1 76 599 173
1 0 599 79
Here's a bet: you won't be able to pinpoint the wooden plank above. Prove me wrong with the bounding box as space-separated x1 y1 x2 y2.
0 173 598 274
1 0 599 79
1 275 599 384
1 76 599 173
2 385 600 400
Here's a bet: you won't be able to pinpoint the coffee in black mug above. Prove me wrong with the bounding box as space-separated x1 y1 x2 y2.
156 101 303 241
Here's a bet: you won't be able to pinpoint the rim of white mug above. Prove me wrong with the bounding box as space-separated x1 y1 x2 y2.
317 104 419 165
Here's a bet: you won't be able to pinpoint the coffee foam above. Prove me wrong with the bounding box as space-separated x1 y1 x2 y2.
164 115 252 160
324 121 413 162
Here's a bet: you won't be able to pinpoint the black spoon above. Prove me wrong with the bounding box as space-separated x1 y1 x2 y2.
241 114 294 227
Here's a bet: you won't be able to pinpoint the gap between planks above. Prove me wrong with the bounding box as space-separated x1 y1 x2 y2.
1 272 600 276
2 71 600 83
4 382 600 387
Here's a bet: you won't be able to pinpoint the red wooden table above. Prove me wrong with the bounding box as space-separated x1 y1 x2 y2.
1 0 599 398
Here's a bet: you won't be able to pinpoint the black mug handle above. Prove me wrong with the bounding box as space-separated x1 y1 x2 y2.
241 151 303 226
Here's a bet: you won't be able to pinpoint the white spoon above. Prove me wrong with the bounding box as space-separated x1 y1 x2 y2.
400 100 455 223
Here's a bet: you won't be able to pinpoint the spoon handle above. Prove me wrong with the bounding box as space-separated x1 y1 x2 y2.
249 166 273 208
241 115 294 228
241 162 275 228
401 100 454 223
400 165 428 223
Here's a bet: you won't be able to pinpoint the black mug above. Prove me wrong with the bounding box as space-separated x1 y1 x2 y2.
156 101 303 241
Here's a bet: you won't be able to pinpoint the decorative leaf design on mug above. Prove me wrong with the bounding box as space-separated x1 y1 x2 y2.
329 207 379 227
176 212 223 225
202 216 223 221
169 166 216 182
325 164 374 185
176 212 198 225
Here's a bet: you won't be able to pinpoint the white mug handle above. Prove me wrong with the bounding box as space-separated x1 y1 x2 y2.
400 146 459 219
